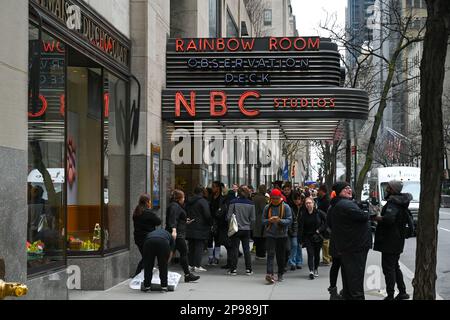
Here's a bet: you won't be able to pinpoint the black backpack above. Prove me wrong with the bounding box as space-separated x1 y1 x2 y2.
398 207 415 239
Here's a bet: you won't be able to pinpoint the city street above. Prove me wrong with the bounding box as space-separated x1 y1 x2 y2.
401 208 450 300
70 210 450 301
70 242 415 300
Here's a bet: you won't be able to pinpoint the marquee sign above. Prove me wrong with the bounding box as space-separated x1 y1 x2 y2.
162 37 368 131
162 88 368 120
166 37 342 88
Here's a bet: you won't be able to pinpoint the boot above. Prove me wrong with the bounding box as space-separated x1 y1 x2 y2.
184 273 200 283
328 286 343 300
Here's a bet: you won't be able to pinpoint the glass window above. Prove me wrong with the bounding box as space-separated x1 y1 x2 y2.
226 9 239 37
27 26 66 273
209 0 218 37
103 72 128 251
66 65 102 252
264 9 272 26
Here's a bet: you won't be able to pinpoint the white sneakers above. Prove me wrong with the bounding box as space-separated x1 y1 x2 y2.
194 266 207 272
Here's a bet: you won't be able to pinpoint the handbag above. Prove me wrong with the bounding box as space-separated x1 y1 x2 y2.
312 233 323 243
228 205 238 237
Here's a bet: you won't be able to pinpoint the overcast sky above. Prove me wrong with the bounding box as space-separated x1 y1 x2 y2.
291 0 347 37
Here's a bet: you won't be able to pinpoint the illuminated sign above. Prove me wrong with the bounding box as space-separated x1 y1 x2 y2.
162 37 369 122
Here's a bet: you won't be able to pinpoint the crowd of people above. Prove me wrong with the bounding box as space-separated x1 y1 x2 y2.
134 179 414 300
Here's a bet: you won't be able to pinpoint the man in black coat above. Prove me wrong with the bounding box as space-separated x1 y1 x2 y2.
327 182 372 300
373 180 414 300
186 186 212 272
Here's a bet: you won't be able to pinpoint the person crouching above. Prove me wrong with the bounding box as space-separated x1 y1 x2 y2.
141 228 176 292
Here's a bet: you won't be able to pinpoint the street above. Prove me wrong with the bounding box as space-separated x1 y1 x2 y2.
69 211 450 301
401 208 450 300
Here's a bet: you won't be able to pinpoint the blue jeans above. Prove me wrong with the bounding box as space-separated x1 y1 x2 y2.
288 236 303 266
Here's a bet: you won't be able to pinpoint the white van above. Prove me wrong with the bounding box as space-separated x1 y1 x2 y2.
368 166 420 226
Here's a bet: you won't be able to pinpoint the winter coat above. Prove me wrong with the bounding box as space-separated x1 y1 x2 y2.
227 198 256 231
210 194 231 246
262 202 292 238
327 196 372 255
300 208 327 246
185 195 212 240
283 192 295 211
133 208 162 245
374 193 413 254
165 201 187 238
252 193 268 237
288 204 302 237
317 194 331 213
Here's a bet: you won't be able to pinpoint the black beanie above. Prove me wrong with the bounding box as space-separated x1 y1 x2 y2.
333 182 351 195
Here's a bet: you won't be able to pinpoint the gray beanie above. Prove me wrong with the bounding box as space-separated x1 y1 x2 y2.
388 180 403 194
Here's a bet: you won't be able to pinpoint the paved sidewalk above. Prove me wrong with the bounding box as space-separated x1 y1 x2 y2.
69 247 414 300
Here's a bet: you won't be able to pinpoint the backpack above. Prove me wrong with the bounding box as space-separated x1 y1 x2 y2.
398 207 415 239
404 209 416 239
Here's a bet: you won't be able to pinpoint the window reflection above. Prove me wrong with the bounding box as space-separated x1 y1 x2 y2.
103 72 127 250
27 26 66 273
66 66 102 252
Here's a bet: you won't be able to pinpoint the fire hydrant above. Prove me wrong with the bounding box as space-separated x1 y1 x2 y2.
0 259 28 299
0 279 28 299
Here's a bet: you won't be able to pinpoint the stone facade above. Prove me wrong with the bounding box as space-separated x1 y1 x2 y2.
0 0 28 288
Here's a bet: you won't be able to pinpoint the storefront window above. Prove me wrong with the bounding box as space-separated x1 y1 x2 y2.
27 25 66 273
103 72 128 251
66 65 103 252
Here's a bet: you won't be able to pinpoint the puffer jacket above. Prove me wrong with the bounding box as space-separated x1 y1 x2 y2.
374 193 413 254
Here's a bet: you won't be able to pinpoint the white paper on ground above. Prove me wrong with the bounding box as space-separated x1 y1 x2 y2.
129 268 181 290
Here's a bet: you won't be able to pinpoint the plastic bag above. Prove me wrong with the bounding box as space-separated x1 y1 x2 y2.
129 269 181 291
228 213 238 237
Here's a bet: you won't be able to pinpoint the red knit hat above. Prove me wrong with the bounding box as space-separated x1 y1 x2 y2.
270 189 282 197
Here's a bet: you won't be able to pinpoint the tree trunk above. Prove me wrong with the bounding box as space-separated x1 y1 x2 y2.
413 0 449 300
355 56 398 201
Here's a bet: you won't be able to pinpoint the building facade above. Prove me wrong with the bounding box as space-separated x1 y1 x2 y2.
0 0 170 299
0 0 304 300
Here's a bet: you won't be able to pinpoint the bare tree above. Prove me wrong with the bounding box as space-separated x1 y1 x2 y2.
312 140 343 191
322 0 425 200
244 0 268 37
413 0 450 300
282 140 307 181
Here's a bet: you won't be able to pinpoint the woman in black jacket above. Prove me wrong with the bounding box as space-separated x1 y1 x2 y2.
186 186 212 272
133 194 161 276
301 197 327 280
166 189 200 283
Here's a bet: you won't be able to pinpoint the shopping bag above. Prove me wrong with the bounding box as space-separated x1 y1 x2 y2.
228 213 238 237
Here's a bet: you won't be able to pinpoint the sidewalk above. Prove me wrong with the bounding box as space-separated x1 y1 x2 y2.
69 247 414 300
